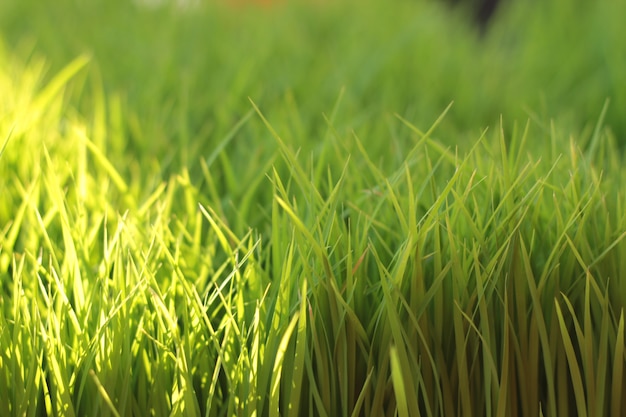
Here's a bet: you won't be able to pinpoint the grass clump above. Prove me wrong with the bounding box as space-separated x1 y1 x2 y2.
1 0 625 416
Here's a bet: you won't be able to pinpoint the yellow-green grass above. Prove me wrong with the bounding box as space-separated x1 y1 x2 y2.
1 0 625 415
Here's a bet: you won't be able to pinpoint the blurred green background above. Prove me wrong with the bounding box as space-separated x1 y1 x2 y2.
1 0 624 158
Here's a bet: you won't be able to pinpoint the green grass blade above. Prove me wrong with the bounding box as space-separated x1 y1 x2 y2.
611 311 625 417
555 297 588 417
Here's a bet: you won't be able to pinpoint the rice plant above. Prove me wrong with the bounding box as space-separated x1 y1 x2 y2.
1 0 625 415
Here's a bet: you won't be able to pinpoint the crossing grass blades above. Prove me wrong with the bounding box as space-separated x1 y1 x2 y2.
0 0 625 415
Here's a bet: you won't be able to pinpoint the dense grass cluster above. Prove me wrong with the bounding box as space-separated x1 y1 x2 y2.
1 0 625 416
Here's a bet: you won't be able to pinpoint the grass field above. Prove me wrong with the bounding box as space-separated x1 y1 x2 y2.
1 0 625 415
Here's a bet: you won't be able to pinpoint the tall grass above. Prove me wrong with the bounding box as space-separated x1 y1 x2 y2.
1 0 625 416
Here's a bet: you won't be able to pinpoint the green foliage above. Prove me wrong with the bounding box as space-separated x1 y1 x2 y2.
1 0 625 416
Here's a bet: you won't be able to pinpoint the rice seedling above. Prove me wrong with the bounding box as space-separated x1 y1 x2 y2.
1 0 625 415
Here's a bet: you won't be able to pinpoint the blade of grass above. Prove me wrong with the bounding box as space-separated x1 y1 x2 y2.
269 310 300 417
555 297 587 417
611 310 624 417
287 279 308 417
495 291 510 417
519 235 557 417
389 346 414 417
32 54 90 112
89 370 122 417
0 124 13 160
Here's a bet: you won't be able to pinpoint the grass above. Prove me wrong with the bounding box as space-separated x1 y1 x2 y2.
1 0 625 415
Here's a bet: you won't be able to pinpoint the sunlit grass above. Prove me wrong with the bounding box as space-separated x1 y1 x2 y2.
1 0 625 416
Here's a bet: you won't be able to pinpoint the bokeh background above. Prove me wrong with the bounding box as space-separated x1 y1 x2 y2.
1 0 624 154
